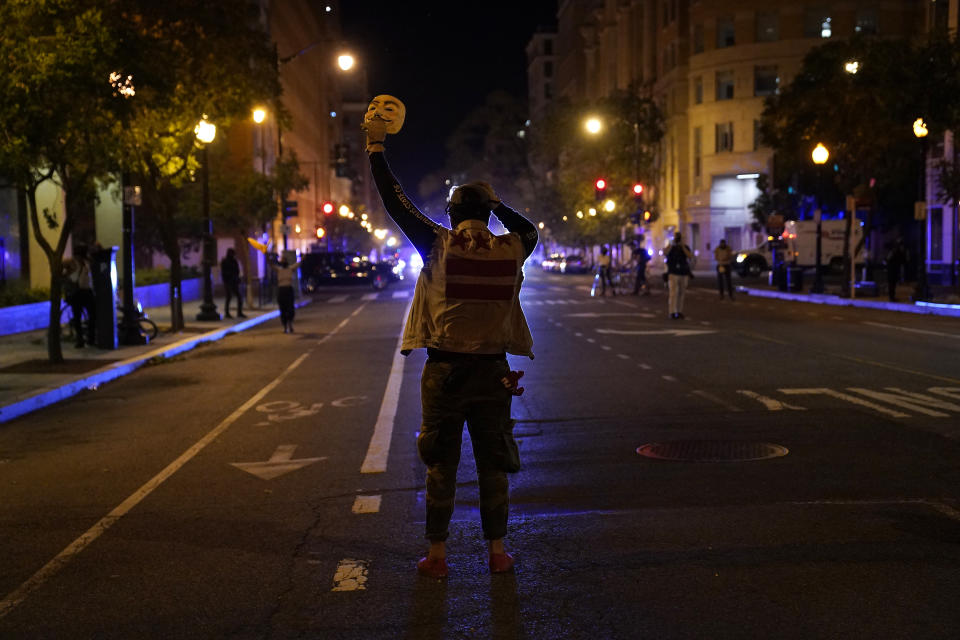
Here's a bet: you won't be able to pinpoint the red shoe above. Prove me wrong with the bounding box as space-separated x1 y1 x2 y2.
417 556 448 579
489 552 515 574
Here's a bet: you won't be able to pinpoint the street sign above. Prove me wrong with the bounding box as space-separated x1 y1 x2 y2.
914 201 927 220
123 186 142 206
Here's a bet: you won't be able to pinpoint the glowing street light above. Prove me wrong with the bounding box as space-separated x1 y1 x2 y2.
810 142 829 293
252 107 267 124
603 199 616 212
913 118 930 301
913 117 929 139
584 117 602 135
337 53 355 71
844 60 860 74
195 116 220 321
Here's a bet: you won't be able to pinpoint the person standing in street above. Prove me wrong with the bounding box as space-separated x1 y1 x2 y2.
665 232 694 319
713 238 735 300
270 256 301 333
62 244 96 348
885 237 909 302
631 240 651 295
595 245 616 296
365 96 537 579
220 248 246 319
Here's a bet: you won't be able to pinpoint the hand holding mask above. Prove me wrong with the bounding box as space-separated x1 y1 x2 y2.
362 94 405 152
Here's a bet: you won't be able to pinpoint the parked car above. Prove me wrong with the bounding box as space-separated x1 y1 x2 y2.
559 254 589 274
541 253 564 273
301 252 401 291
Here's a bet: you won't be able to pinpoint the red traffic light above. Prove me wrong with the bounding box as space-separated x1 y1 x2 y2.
632 183 644 196
321 201 335 215
595 178 606 190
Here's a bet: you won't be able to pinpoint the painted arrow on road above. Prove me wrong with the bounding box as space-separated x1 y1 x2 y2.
230 444 327 480
595 328 716 337
566 312 656 318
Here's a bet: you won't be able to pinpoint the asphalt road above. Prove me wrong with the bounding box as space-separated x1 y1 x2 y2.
1 269 960 639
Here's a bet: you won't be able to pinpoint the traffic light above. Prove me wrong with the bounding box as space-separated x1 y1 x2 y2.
321 201 335 216
594 178 607 202
315 227 326 239
283 199 298 219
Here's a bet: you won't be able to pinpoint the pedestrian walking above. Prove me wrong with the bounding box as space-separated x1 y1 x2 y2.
62 244 96 348
365 95 537 579
885 237 909 301
270 256 301 333
595 245 616 296
713 238 735 300
631 240 651 295
664 232 694 319
220 248 246 319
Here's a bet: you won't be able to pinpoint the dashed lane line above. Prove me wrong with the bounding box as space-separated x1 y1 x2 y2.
862 320 960 340
691 390 743 412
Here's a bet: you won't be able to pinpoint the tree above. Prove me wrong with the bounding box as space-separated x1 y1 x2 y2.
759 35 960 288
528 88 664 253
0 0 128 362
112 0 280 330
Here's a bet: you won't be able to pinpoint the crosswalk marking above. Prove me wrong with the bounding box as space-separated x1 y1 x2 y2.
332 559 368 591
392 291 409 299
778 388 909 418
847 388 960 417
737 390 806 411
352 495 382 514
361 293 379 301
328 295 348 303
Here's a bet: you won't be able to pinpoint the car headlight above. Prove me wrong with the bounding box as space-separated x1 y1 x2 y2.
736 253 746 263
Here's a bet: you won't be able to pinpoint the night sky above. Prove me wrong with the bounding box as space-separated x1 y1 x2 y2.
339 0 557 194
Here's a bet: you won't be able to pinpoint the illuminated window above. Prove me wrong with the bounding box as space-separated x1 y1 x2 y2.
716 16 735 48
756 11 779 42
716 70 735 100
715 122 734 153
754 65 779 97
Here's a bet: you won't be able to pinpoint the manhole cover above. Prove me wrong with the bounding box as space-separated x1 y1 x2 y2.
636 441 788 462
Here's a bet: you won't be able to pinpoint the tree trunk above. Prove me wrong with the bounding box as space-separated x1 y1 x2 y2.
46 256 64 363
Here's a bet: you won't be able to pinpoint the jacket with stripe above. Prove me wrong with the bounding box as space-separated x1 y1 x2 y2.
369 152 537 358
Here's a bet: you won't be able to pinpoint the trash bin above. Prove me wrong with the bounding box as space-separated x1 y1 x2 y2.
787 266 804 292
92 245 118 350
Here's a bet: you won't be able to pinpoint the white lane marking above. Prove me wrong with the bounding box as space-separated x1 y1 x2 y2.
352 495 382 514
778 388 909 418
831 316 844 320
587 338 596 343
601 345 612 351
692 390 743 412
929 387 960 401
392 291 410 299
639 363 652 370
555 322 563 327
361 293 379 301
0 345 324 618
862 321 960 340
574 332 583 337
565 312 655 318
612 300 637 308
361 299 414 473
230 445 327 480
332 559 369 591
662 375 677 382
737 390 807 411
320 304 367 344
847 388 960 417
328 295 348 303
596 328 715 337
617 354 630 360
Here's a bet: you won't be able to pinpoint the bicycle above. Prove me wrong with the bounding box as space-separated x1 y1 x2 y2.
118 300 159 341
59 299 159 342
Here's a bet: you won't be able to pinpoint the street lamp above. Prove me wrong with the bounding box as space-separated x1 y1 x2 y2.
912 117 931 301
195 116 221 321
811 142 829 294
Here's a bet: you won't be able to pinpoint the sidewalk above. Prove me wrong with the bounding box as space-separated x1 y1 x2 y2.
688 269 960 319
0 295 307 424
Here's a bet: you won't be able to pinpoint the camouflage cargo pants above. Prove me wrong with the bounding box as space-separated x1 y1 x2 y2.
418 356 515 542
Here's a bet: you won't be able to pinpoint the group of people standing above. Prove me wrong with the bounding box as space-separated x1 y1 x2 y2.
220 248 302 333
591 231 736 319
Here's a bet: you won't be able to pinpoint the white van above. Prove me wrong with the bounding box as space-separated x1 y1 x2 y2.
735 219 865 277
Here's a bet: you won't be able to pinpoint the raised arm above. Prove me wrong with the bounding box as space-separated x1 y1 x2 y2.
492 203 538 258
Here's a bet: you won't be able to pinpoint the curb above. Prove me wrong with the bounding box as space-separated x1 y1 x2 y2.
738 286 960 318
0 299 309 425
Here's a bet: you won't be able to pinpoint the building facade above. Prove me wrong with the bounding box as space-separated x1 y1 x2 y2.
534 0 932 267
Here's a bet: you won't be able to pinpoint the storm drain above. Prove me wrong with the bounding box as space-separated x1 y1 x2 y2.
636 441 788 462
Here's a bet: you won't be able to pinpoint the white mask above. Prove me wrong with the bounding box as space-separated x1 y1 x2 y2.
364 94 406 134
